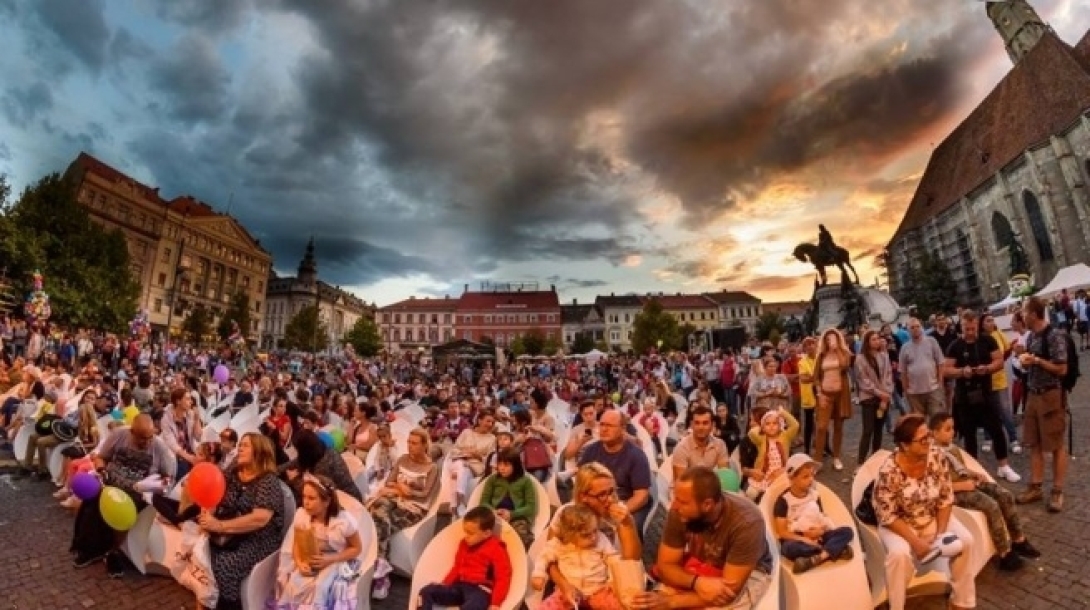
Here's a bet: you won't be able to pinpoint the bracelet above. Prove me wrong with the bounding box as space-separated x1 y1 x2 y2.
690 575 699 591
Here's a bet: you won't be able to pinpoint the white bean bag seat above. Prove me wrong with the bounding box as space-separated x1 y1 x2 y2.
407 519 529 610
388 465 445 576
241 481 297 610
757 477 870 610
852 450 951 608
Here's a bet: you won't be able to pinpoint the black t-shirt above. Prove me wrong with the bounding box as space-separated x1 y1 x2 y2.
945 335 998 391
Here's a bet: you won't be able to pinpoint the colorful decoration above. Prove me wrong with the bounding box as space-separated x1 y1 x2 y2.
186 462 227 510
23 270 51 325
99 486 138 530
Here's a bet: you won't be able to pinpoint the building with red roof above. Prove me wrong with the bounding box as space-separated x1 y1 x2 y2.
455 283 561 348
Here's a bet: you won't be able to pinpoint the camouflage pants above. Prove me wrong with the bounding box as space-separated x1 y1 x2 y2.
369 497 426 559
507 517 534 550
955 481 1022 556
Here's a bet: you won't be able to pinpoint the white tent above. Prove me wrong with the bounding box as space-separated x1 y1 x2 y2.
581 349 607 362
988 294 1023 314
1034 263 1090 299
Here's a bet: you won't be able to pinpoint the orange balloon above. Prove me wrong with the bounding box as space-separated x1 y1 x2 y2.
187 462 227 510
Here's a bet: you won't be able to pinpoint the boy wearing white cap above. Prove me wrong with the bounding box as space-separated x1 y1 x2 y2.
772 453 854 574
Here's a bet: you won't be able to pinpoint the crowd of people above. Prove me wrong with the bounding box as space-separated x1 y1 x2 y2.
0 291 1079 610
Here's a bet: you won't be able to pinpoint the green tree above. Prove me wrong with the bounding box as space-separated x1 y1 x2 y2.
631 299 682 353
542 334 561 357
570 332 596 354
282 304 329 352
522 328 546 356
594 339 610 352
217 291 252 341
509 335 526 356
343 316 382 356
182 304 213 345
755 311 785 342
0 173 140 331
905 250 958 319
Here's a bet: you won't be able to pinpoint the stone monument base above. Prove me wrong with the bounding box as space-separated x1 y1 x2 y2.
808 284 907 334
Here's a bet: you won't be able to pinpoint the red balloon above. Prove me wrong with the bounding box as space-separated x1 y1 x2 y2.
186 462 227 510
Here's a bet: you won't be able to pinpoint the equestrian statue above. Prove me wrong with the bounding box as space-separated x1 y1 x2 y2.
793 224 860 286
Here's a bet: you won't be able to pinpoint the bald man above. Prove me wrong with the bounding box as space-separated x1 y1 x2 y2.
73 414 175 575
577 409 653 534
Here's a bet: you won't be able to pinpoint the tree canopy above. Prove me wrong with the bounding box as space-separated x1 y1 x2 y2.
755 311 785 342
343 316 382 356
217 291 252 341
182 304 213 345
0 173 140 332
282 304 329 352
570 332 595 354
631 299 682 353
896 250 958 319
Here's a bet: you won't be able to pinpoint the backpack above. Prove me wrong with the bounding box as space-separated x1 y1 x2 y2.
1037 326 1080 392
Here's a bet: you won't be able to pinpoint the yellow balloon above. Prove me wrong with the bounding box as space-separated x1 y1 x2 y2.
123 406 140 425
99 486 137 531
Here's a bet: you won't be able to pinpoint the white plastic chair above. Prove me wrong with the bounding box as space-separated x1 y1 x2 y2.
632 424 658 469
335 491 379 610
207 409 233 434
241 481 297 610
757 478 870 610
121 504 157 575
407 519 529 610
48 440 75 482
467 474 551 542
389 417 415 442
12 417 34 463
851 450 951 608
523 534 549 609
388 467 445 576
397 402 426 424
144 476 187 577
230 402 262 436
655 453 675 506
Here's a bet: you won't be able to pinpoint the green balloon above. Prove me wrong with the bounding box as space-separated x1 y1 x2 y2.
99 486 138 531
330 428 347 453
716 468 741 493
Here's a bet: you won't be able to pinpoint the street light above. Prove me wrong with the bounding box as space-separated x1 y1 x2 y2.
163 229 192 346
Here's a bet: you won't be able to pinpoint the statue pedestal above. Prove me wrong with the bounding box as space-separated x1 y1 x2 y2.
813 285 849 332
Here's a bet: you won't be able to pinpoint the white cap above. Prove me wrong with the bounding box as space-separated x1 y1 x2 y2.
785 453 818 477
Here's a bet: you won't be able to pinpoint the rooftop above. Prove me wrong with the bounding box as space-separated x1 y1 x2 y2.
458 290 561 311
380 296 460 311
703 290 761 305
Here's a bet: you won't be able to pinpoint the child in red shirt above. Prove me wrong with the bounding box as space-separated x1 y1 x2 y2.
418 506 513 610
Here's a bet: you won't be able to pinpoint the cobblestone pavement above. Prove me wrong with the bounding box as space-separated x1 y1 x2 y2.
2 355 1087 609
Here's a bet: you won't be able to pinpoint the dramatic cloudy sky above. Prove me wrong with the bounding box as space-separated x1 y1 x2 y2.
2 0 1089 306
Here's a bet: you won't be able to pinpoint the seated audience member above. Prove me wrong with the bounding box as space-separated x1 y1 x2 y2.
532 504 622 610
671 406 730 480
576 410 652 533
444 410 497 516
70 414 175 576
270 475 363 609
772 454 854 574
550 463 642 561
930 413 1039 570
282 429 362 503
479 448 538 549
417 506 513 610
745 408 799 502
633 467 773 610
873 414 977 610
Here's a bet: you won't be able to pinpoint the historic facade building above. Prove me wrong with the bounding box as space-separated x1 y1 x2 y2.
261 239 373 351
454 283 561 347
560 299 606 348
888 2 1090 306
67 153 272 340
703 290 763 335
377 296 459 353
595 293 644 351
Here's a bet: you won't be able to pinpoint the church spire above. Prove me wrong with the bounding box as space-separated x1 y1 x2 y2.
986 0 1048 64
298 236 317 285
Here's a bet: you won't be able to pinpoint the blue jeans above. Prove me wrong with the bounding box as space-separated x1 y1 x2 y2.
780 526 854 560
529 468 550 483
418 581 491 610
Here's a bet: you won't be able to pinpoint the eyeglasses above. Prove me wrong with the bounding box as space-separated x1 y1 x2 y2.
585 487 616 501
911 433 933 445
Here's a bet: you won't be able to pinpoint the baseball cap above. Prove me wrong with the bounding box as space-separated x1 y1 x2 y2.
785 453 818 477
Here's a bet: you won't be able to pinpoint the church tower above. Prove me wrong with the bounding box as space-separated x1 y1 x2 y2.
986 0 1049 64
297 237 318 286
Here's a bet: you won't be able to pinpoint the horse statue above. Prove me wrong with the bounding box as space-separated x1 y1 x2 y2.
793 242 860 286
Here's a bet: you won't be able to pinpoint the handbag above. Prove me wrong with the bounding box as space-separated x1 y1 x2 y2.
521 437 552 471
854 481 878 526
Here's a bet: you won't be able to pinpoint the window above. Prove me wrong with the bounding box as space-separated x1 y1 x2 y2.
394 314 401 324
445 329 453 341
431 314 438 324
485 315 493 324
1022 190 1054 261
529 314 538 323
610 331 620 342
257 281 264 293
394 329 401 341
463 315 473 324
407 313 415 324
154 299 163 313
382 313 389 324
444 313 451 324
157 273 166 287
162 248 172 263
254 301 261 313
701 312 706 320
624 313 630 323
519 314 527 323
242 275 250 288
547 314 556 323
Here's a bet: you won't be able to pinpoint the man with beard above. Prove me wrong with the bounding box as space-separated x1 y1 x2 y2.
633 467 772 609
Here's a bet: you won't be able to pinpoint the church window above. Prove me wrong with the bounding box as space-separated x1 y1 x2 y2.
990 211 1014 248
1022 190 1054 261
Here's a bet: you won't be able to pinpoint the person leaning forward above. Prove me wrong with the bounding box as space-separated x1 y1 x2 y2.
630 467 773 610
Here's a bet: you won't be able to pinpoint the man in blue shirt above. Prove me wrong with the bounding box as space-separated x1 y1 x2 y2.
578 409 652 534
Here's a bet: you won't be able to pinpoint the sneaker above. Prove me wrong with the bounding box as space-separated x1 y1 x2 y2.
997 465 1021 483
837 546 854 561
1048 489 1064 513
832 459 844 471
919 546 942 564
72 552 104 569
981 441 993 453
105 552 125 578
371 576 391 600
1011 441 1023 455
1012 539 1041 558
1016 485 1043 505
792 555 820 574
998 552 1025 571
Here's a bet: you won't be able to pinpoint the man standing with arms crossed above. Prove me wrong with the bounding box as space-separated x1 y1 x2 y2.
1015 297 1069 512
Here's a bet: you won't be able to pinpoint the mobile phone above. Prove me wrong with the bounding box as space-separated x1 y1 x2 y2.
585 428 593 437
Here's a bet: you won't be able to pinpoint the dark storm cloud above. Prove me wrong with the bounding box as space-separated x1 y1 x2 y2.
33 0 110 72
155 0 254 34
147 34 231 123
1 82 54 125
109 28 154 64
296 236 441 285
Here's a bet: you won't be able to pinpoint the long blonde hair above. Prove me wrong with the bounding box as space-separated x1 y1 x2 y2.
815 328 852 386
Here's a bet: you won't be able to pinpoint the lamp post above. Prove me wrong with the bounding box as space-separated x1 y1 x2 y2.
163 230 192 346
